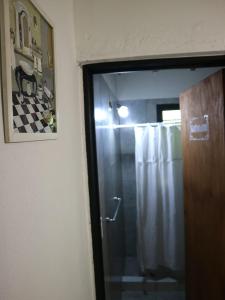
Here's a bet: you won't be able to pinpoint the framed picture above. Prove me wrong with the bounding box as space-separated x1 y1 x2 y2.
0 0 57 142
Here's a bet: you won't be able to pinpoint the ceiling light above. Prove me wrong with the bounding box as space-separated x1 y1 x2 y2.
118 106 129 118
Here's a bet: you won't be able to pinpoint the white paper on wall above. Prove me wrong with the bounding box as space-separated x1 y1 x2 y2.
189 115 209 141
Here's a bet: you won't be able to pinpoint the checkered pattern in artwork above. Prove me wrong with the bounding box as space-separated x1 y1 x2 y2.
12 92 55 133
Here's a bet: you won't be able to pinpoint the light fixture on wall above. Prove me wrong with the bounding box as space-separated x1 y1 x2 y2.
117 105 129 118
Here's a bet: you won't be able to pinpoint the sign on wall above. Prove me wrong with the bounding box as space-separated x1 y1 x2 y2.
190 115 209 141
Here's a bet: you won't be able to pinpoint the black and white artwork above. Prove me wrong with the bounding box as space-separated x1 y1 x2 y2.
1 0 57 142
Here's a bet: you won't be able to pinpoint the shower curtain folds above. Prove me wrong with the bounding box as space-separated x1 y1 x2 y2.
135 124 185 273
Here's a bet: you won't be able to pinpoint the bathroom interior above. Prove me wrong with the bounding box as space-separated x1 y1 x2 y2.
93 67 221 300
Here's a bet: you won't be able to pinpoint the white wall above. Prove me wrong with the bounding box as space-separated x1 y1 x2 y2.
0 1 94 300
1 1 225 300
74 0 225 63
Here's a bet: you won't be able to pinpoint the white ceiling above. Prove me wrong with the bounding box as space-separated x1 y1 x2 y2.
103 67 221 101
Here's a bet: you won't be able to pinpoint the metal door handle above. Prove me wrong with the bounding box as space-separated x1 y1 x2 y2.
105 197 122 222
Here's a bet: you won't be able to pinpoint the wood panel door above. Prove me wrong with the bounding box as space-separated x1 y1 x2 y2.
180 69 225 300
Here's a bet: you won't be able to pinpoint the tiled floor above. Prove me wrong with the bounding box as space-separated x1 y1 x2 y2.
122 291 185 300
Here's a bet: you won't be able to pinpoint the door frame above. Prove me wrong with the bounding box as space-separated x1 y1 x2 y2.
83 55 225 300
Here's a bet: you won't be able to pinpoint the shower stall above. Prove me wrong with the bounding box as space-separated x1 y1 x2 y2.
87 64 223 300
93 71 188 300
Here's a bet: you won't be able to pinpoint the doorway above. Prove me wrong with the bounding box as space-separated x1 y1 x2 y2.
83 56 225 300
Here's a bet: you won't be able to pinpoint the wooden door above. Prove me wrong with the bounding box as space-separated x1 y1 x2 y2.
180 69 225 300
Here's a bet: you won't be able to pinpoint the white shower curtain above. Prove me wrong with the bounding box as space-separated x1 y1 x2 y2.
135 124 184 273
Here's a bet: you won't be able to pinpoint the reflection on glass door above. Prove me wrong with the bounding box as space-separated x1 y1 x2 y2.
94 74 125 300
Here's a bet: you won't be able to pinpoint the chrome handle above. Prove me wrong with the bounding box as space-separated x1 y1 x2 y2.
105 197 122 222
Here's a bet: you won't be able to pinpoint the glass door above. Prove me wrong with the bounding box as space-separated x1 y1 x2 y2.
94 74 125 300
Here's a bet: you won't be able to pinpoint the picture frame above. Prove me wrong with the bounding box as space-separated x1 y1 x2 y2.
0 0 58 142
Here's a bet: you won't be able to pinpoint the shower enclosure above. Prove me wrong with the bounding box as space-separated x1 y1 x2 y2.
84 57 225 300
92 71 187 300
